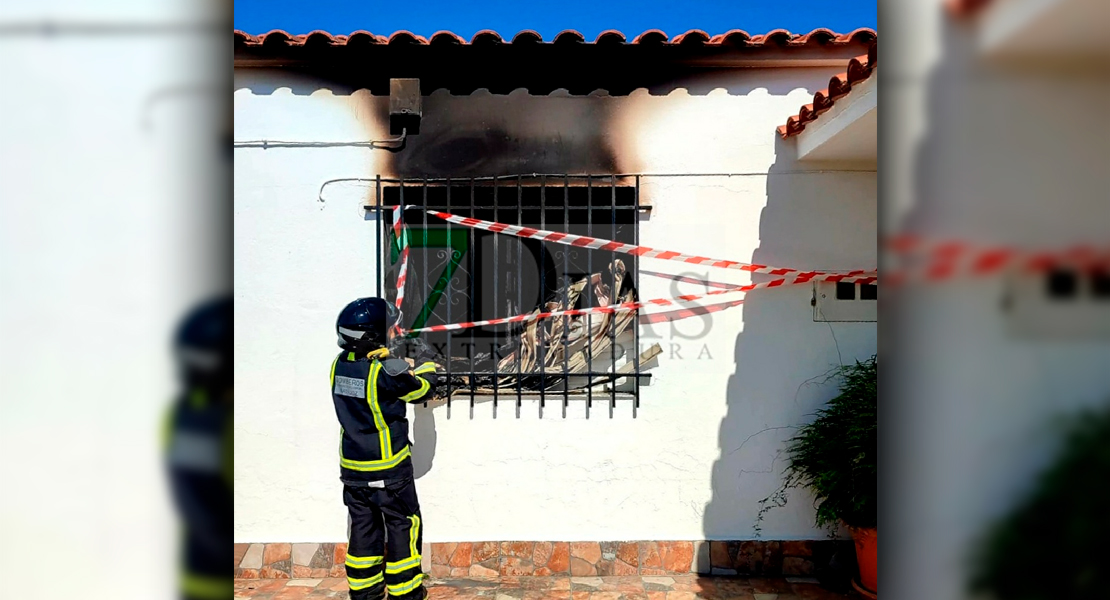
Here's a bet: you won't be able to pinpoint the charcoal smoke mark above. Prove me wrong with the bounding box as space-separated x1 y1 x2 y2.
382 95 619 179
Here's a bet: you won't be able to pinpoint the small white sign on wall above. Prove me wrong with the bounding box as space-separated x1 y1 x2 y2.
1005 269 1110 339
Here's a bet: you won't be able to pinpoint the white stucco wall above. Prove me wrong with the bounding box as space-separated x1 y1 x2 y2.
1 19 225 599
233 67 877 543
881 3 1110 599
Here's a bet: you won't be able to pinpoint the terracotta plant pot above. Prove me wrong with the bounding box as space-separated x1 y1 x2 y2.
850 526 878 596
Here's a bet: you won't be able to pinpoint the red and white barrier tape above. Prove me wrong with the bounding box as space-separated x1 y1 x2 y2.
640 269 744 290
404 271 877 333
426 209 873 278
638 297 746 325
393 206 409 313
394 208 876 334
884 235 1110 284
636 271 747 326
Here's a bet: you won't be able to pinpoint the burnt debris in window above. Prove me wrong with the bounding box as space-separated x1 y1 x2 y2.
375 175 652 417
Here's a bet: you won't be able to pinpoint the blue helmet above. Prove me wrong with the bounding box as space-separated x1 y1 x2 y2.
337 297 397 351
174 296 233 387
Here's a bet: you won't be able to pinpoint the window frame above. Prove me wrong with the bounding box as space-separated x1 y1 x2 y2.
371 174 649 418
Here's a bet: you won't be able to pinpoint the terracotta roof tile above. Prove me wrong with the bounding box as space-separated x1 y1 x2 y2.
630 29 669 45
470 30 504 45
509 30 543 44
671 29 712 45
778 43 877 138
233 27 877 48
594 29 627 45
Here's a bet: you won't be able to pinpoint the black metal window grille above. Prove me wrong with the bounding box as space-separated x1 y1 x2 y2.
371 175 648 418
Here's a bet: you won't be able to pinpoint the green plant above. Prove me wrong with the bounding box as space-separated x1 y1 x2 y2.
969 405 1110 600
757 356 877 534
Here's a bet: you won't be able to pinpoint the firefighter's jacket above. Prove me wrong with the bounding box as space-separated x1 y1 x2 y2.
330 350 438 483
164 389 233 599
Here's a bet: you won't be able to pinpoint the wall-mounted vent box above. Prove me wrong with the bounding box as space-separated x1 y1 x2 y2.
1006 269 1110 339
813 280 878 322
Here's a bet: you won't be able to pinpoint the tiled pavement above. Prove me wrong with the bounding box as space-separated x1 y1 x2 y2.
236 541 849 580
234 575 854 599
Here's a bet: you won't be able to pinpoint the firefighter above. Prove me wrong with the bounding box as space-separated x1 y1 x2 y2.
165 297 233 600
332 297 438 600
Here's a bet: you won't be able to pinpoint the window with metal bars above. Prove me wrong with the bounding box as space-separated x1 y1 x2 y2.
371 175 648 418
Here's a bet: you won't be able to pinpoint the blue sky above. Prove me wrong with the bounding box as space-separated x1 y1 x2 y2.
234 0 876 39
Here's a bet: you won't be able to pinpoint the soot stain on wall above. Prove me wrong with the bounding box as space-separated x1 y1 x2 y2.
375 91 622 179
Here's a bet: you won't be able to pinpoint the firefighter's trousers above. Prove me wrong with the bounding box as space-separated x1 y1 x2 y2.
343 477 425 600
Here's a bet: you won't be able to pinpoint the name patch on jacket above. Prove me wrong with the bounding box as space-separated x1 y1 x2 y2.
334 376 366 398
169 431 222 473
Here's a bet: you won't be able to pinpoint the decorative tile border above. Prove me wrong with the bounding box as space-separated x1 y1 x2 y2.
235 543 348 579
234 540 849 579
236 574 851 600
707 540 852 577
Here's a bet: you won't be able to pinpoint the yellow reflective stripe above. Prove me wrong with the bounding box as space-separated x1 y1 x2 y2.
330 356 340 387
387 573 424 595
399 377 431 402
161 405 173 452
345 554 383 568
189 389 208 409
409 514 421 559
367 361 392 459
413 363 436 375
385 555 421 574
340 445 411 472
348 572 385 590
181 572 230 599
347 351 355 361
